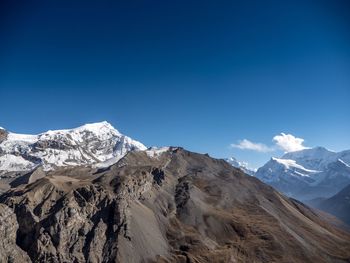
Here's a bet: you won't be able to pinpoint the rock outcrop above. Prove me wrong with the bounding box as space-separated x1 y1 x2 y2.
0 204 31 262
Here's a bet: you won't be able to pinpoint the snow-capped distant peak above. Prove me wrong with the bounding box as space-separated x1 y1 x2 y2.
226 157 240 167
282 146 334 161
63 121 116 133
255 146 350 200
225 157 255 175
0 121 147 174
43 121 120 137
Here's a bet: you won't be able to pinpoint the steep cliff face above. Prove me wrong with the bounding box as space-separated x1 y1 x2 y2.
0 148 349 263
0 204 31 262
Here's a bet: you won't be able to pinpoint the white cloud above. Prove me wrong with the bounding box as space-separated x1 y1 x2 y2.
230 139 274 153
230 133 309 154
272 133 308 152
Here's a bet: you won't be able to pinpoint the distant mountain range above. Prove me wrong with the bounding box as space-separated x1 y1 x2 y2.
227 147 350 227
254 147 350 201
226 147 350 201
2 122 349 203
306 183 350 226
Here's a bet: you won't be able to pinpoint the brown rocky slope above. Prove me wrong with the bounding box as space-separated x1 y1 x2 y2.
0 147 349 262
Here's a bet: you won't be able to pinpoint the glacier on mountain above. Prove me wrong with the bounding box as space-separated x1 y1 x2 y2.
0 121 146 175
255 147 350 200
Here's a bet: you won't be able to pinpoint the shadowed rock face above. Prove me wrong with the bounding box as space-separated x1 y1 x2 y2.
0 148 349 263
0 204 31 262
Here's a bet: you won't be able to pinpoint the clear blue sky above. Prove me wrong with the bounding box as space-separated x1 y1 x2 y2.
1 0 349 168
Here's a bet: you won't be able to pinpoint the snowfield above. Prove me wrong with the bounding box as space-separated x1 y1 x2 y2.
0 121 146 174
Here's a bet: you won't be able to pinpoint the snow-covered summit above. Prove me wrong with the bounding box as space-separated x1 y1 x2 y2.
225 156 255 176
281 146 336 170
255 146 350 200
43 121 120 137
0 121 146 174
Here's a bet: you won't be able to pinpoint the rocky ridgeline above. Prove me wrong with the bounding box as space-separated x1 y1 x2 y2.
0 148 349 262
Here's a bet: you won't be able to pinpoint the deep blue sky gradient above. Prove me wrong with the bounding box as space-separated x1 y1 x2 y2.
1 0 349 167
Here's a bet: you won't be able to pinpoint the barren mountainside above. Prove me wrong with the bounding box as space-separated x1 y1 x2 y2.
0 148 349 263
311 184 350 227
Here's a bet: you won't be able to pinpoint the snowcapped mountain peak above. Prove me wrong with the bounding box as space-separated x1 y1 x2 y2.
63 121 117 133
226 157 240 167
282 146 334 159
7 132 38 143
0 122 146 175
225 156 255 176
281 146 336 171
256 146 350 200
42 121 120 137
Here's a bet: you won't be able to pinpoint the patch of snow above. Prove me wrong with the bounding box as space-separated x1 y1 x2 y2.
7 132 38 143
272 157 320 173
225 157 256 175
94 155 124 169
338 158 350 168
226 157 240 167
0 154 37 172
294 171 309 177
146 147 170 158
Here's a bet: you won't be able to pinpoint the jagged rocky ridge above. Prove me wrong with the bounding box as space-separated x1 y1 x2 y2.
0 148 349 263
